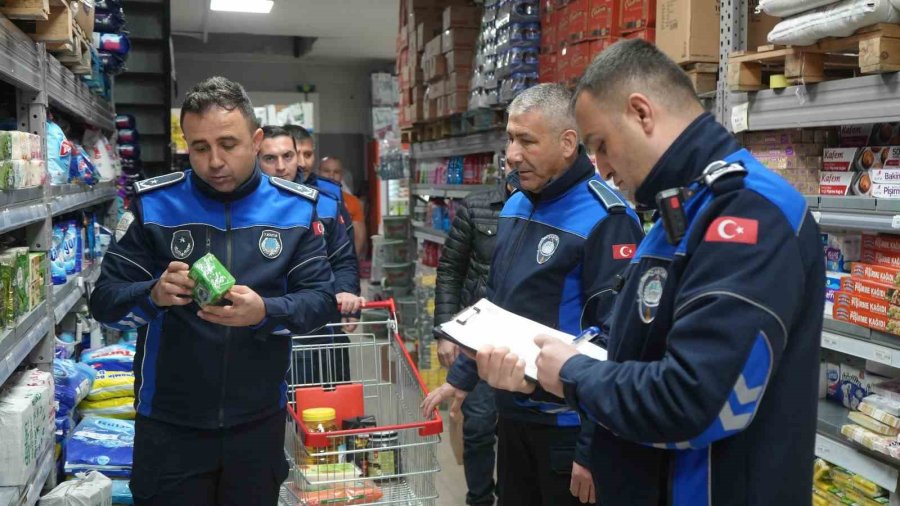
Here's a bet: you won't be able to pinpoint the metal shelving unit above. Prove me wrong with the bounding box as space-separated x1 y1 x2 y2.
411 183 494 199
410 130 507 160
412 224 449 245
808 196 900 233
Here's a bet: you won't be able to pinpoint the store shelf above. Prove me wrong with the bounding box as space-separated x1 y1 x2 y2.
821 323 900 368
413 225 448 245
51 260 103 323
817 400 900 492
737 74 900 131
49 181 117 217
410 130 506 160
807 196 900 233
45 56 115 132
0 188 47 235
0 18 43 92
0 301 50 388
411 184 494 199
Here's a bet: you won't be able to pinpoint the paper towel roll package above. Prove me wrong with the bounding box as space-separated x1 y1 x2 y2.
0 369 56 486
39 471 113 506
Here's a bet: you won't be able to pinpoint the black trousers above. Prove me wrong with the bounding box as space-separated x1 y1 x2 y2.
131 410 288 506
497 417 583 506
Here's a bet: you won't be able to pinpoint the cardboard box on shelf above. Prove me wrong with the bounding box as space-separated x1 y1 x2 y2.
568 0 590 41
620 0 656 32
399 26 410 51
442 28 480 52
852 262 900 287
823 148 861 171
590 37 616 57
539 53 558 83
872 184 900 199
557 4 571 49
589 0 621 38
72 0 94 35
423 98 439 121
424 34 443 59
741 129 834 146
841 276 897 304
568 41 592 84
445 49 474 73
417 20 443 49
408 101 424 123
445 71 472 96
655 0 719 64
557 48 571 83
819 172 854 196
863 234 900 256
834 291 900 319
833 304 900 337
443 5 481 29
445 90 469 114
871 168 900 184
0 369 54 487
541 10 558 51
746 0 780 50
623 28 656 42
422 54 448 82
411 85 428 104
862 246 900 270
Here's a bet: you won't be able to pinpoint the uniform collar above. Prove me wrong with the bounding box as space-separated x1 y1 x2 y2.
634 113 741 210
524 147 594 203
191 165 262 203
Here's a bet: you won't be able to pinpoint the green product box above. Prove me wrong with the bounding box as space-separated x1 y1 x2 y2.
0 161 12 190
189 253 235 307
0 252 15 327
28 252 46 309
0 131 11 161
11 247 30 316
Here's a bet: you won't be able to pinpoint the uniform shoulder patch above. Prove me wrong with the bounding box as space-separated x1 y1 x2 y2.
588 180 626 211
271 177 319 202
135 172 186 194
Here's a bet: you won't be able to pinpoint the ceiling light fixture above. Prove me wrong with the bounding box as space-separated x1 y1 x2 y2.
210 0 273 14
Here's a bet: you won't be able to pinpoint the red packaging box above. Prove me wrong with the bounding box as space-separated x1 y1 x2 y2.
851 262 900 287
589 37 616 57
620 0 656 32
567 41 592 84
832 304 900 335
863 234 900 256
861 246 900 270
443 5 481 30
568 0 590 42
842 276 899 303
557 4 571 50
539 53 558 83
541 10 558 52
589 0 620 38
833 290 900 319
557 48 571 83
623 28 656 42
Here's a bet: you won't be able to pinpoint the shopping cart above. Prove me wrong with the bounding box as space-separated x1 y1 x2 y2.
280 300 444 506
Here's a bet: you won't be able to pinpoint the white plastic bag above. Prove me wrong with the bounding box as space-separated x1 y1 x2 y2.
768 0 900 46
39 471 112 506
758 0 842 18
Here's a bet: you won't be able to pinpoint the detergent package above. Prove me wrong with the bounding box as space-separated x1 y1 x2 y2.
78 397 135 420
65 417 135 477
80 343 136 372
190 253 235 306
46 120 74 185
53 359 96 416
86 370 134 401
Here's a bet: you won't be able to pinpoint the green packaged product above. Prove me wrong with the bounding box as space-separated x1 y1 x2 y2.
27 253 46 309
0 161 12 190
0 252 15 327
0 131 11 161
12 248 30 315
189 253 235 306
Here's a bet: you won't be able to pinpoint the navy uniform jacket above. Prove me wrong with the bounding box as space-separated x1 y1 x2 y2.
447 149 644 465
305 172 356 254
311 187 359 296
90 168 337 429
559 114 824 505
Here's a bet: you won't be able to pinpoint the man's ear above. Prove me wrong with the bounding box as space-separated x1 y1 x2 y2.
560 129 579 158
252 128 264 152
626 93 655 136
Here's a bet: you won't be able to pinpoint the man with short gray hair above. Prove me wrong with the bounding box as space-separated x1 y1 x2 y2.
423 83 644 505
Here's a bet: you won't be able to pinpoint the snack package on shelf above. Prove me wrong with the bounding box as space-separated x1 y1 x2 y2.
858 399 900 428
848 410 900 436
840 423 900 459
861 394 900 415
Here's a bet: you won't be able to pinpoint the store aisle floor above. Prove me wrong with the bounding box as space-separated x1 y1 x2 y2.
435 411 468 505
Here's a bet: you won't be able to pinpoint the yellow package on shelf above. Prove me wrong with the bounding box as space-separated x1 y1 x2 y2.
859 401 900 429
848 411 900 437
851 474 888 500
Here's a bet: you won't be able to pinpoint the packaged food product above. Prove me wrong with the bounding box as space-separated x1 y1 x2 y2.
833 291 900 319
189 253 235 306
0 252 16 326
851 473 888 499
302 407 342 466
28 252 46 309
859 400 900 429
820 172 855 195
78 396 136 419
49 225 66 285
0 131 11 160
851 263 900 287
299 463 363 491
870 184 900 199
46 120 74 185
848 411 900 436
825 233 862 273
840 424 895 455
297 481 384 506
840 276 897 303
861 394 900 415
863 246 900 271
11 247 29 316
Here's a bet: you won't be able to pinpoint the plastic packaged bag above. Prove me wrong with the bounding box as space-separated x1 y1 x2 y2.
78 396 135 420
86 370 134 401
50 225 67 285
80 343 137 372
768 0 900 46
94 33 130 54
65 417 135 477
38 471 112 506
757 0 842 17
111 479 133 505
46 121 74 185
53 359 96 416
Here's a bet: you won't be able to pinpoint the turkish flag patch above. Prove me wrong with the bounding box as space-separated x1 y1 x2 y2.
313 221 325 236
612 244 636 260
705 217 759 245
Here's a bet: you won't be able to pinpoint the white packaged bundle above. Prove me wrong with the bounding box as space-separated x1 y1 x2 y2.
39 471 112 506
758 0 842 18
0 369 55 486
768 0 900 46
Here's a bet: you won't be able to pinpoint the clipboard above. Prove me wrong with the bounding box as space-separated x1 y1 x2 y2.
433 299 607 381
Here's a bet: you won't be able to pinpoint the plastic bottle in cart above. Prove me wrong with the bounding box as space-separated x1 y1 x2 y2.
302 408 342 465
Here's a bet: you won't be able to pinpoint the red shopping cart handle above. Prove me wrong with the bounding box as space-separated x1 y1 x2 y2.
337 300 396 312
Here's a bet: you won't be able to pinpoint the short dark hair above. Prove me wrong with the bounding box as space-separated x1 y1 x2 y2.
573 39 699 112
283 124 313 144
180 76 258 131
261 125 296 150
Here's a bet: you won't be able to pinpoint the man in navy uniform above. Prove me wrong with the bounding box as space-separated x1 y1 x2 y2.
485 40 825 506
90 76 336 506
423 84 644 505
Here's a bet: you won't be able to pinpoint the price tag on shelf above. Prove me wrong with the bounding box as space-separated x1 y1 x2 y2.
731 103 749 133
892 215 900 229
822 334 839 349
874 348 893 365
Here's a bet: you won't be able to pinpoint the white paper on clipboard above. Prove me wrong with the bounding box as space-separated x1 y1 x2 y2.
435 299 608 381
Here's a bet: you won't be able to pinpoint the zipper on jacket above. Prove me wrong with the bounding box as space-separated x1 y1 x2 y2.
495 207 536 294
218 203 233 427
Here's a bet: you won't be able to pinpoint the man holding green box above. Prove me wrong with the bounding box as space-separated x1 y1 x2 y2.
91 76 337 506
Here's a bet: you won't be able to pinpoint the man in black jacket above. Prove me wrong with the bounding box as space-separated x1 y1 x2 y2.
434 181 511 506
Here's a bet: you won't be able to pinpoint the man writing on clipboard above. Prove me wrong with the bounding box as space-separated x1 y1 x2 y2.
422 84 644 506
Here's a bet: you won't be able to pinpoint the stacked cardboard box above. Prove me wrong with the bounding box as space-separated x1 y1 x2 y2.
740 128 836 195
832 236 900 336
818 123 900 198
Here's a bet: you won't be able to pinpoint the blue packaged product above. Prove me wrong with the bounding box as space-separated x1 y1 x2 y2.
50 224 67 284
74 220 83 273
53 358 96 416
96 33 130 54
111 479 133 505
63 221 77 275
80 343 137 372
65 416 135 477
46 121 74 184
55 413 74 443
